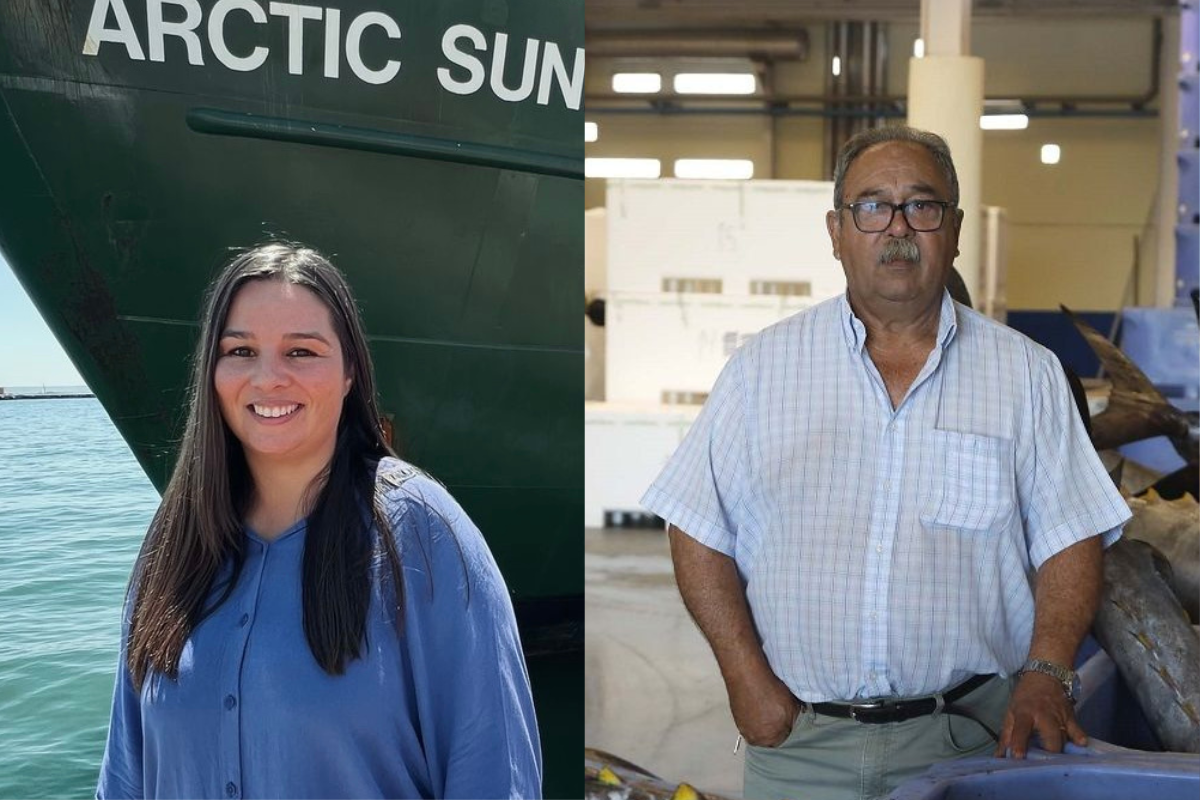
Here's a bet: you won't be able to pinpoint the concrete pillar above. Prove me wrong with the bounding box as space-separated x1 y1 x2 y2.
908 0 985 305
919 0 970 56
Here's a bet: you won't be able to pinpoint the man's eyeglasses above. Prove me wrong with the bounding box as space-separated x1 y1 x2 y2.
841 200 956 233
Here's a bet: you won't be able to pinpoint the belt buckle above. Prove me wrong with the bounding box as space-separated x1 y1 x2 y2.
849 700 892 722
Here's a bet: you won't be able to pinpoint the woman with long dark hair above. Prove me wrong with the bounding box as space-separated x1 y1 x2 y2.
96 242 541 799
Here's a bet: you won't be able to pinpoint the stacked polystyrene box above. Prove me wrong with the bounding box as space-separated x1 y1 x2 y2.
605 178 846 403
584 178 846 527
584 401 701 528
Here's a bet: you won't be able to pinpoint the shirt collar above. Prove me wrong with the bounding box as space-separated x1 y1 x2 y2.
839 288 960 354
838 293 868 353
937 289 960 348
243 517 307 546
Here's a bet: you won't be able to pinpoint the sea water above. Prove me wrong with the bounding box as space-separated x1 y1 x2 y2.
0 396 159 798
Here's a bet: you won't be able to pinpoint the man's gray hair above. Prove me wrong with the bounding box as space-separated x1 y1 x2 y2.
832 125 959 208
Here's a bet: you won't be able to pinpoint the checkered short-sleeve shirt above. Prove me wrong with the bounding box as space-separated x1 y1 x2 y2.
642 292 1131 702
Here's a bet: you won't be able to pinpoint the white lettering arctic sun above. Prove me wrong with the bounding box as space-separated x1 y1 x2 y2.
81 0 584 109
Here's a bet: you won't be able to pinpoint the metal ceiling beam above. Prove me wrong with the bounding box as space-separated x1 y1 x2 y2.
585 105 1157 119
585 0 1175 29
585 17 1163 114
586 30 810 59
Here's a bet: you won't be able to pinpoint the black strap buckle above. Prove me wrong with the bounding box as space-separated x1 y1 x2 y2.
849 700 896 723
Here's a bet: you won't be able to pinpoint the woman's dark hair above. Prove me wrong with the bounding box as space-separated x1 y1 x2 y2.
126 242 403 688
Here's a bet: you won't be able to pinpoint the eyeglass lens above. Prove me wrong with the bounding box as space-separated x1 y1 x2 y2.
853 201 944 232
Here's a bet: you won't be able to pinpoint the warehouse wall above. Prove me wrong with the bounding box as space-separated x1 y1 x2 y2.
585 17 1166 312
981 118 1157 311
892 19 1162 311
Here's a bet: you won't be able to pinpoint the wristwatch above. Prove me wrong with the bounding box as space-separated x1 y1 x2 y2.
1019 658 1080 703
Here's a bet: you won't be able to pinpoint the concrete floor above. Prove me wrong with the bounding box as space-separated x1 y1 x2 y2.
585 527 745 798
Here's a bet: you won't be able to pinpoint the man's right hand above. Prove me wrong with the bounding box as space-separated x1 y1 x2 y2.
727 668 803 747
668 527 804 748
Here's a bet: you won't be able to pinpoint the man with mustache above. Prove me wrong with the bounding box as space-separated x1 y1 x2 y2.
641 126 1130 800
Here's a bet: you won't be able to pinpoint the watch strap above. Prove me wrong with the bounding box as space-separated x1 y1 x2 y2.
1019 658 1078 700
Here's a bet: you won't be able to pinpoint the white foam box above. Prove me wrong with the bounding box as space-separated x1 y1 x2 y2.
605 178 846 299
585 317 605 402
585 206 608 297
605 291 814 404
585 401 701 528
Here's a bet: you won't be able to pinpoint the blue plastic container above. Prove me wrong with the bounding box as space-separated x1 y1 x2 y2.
1072 638 1161 750
887 753 1200 800
889 641 1200 798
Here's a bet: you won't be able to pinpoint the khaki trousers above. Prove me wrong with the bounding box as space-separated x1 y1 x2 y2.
743 676 1012 800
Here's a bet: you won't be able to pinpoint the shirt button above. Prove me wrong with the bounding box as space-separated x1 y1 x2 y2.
868 670 877 680
870 612 878 621
883 480 892 491
226 782 238 797
238 613 249 627
875 544 883 553
224 695 237 710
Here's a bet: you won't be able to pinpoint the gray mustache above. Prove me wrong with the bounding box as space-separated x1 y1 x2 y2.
879 239 920 263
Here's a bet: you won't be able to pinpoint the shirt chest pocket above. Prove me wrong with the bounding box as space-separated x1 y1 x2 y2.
921 429 1015 532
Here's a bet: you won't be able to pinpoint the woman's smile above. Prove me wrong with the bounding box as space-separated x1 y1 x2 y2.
249 403 302 421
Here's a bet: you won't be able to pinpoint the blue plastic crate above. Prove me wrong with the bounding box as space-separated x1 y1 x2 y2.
1119 307 1200 399
1181 151 1198 214
1176 225 1199 300
1181 73 1199 134
1180 69 1200 138
1183 1 1198 66
1116 306 1199 471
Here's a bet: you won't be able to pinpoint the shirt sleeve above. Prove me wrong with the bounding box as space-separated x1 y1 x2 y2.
1018 349 1132 569
95 598 143 800
393 477 542 800
640 350 751 556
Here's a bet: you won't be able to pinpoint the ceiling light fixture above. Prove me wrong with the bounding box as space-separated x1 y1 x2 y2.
585 122 598 143
674 159 755 180
979 114 1029 131
612 73 662 93
585 158 662 179
673 73 757 95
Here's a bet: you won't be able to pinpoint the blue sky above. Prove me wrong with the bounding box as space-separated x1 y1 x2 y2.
0 252 84 388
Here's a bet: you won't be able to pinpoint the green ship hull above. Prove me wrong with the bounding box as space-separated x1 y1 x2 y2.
0 0 582 794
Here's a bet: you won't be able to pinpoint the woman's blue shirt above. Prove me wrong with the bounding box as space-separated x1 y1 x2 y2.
96 463 542 799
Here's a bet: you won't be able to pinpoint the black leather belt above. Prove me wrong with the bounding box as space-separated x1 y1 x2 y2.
810 673 995 725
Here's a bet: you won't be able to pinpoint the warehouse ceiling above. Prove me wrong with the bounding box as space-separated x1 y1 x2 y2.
586 0 1176 30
